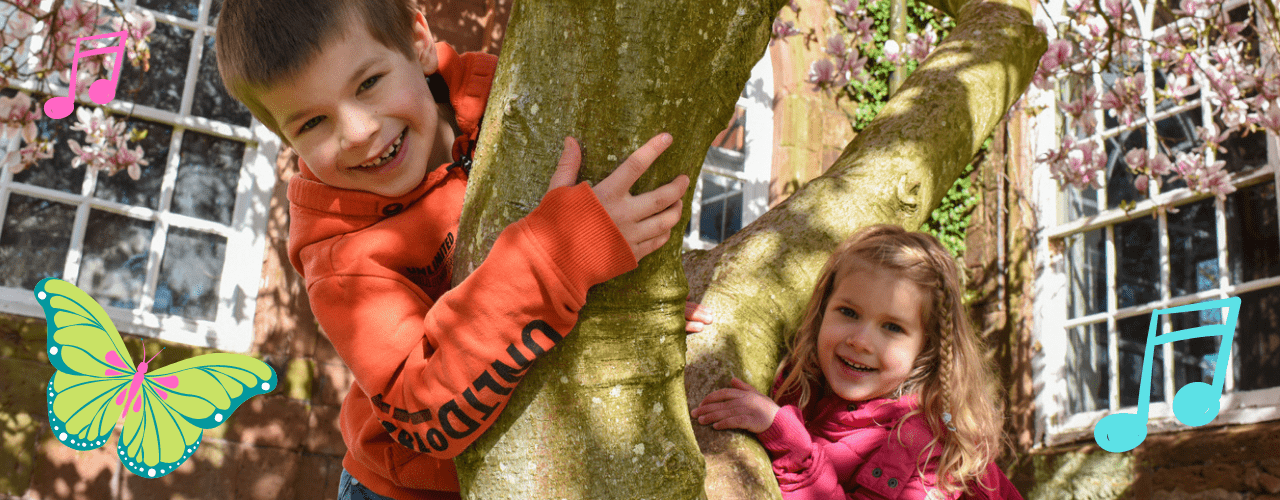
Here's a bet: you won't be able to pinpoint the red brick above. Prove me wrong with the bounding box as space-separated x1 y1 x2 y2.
222 396 309 449
306 404 347 457
1261 473 1280 494
233 445 299 500
121 439 234 500
313 362 355 407
294 453 342 500
28 431 117 500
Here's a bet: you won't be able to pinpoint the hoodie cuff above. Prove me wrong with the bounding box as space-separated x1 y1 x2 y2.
522 182 637 299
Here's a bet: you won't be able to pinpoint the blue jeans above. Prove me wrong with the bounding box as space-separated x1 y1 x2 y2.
338 469 397 500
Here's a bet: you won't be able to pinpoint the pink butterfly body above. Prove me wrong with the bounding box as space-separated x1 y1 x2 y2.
103 348 179 419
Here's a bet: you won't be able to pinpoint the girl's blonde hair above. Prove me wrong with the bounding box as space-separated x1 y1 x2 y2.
772 224 1003 496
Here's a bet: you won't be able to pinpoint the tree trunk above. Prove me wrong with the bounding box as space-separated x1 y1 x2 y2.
682 0 1046 497
451 1 785 498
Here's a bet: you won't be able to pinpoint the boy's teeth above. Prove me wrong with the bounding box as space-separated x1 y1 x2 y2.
358 132 404 169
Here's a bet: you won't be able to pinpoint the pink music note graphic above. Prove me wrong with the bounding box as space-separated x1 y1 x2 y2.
43 30 129 120
1092 297 1241 453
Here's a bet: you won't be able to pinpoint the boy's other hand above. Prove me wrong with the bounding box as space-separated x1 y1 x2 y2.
548 134 690 262
685 301 713 333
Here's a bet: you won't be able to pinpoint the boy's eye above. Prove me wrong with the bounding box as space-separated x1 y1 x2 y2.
359 74 382 92
299 116 324 133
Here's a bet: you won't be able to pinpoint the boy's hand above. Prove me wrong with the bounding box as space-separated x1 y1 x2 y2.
685 301 713 333
690 377 780 434
547 134 690 262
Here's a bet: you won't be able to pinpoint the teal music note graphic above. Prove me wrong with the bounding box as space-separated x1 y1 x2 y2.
1093 297 1242 453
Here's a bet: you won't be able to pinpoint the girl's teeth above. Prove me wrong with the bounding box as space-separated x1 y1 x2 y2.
842 358 875 371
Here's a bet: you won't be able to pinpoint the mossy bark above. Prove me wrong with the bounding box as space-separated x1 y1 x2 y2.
682 0 1047 497
451 1 785 498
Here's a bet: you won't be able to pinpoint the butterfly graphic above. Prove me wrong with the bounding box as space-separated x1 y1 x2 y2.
36 277 277 478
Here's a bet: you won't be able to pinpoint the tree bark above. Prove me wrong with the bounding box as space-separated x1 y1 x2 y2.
451 1 786 498
682 0 1046 497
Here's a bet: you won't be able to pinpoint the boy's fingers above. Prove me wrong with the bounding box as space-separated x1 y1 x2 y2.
547 136 581 191
598 133 673 195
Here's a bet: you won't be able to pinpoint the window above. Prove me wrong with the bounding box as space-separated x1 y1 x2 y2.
0 0 278 353
1031 1 1280 445
683 53 773 250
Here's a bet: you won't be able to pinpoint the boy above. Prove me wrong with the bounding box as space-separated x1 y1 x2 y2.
215 0 693 498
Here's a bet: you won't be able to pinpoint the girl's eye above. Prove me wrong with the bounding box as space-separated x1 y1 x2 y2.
359 74 382 92
883 322 905 333
299 116 324 133
837 307 857 318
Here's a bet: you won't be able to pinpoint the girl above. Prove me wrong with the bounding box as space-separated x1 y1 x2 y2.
691 225 1018 500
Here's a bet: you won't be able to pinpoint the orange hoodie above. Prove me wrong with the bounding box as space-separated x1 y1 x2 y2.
287 43 637 499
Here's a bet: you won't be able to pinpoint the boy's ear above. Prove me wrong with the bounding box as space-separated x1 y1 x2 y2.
412 11 439 75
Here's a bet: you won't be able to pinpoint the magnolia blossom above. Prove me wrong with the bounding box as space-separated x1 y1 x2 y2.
904 25 938 62
771 19 803 43
1044 139 1105 190
113 10 157 70
1172 152 1235 199
61 107 149 179
0 93 41 143
831 0 860 17
883 39 903 65
1 139 53 175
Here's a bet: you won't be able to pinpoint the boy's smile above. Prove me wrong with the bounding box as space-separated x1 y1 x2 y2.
817 262 928 403
259 12 454 198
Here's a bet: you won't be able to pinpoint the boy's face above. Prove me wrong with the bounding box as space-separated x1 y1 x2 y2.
259 12 452 198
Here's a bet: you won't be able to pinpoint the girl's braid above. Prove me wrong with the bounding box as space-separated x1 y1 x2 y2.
937 289 955 427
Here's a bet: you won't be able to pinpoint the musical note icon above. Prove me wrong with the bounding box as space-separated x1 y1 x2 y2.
1093 297 1241 453
43 30 129 120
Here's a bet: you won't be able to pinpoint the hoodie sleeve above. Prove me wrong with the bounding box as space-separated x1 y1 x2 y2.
757 405 885 500
305 182 634 459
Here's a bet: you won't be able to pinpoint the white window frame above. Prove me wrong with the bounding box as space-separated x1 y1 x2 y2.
0 0 278 353
684 52 773 250
1028 0 1280 446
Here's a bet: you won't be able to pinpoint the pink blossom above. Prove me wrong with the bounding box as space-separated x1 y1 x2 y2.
1047 140 1106 189
825 33 848 57
771 19 803 43
1 139 53 174
1258 101 1280 132
831 0 860 17
807 58 840 89
904 26 937 62
1040 39 1073 73
883 40 902 65
842 17 875 45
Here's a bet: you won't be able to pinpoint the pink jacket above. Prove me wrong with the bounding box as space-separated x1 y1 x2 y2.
757 394 1022 500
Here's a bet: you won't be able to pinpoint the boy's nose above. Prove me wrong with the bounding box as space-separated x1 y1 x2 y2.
338 105 379 150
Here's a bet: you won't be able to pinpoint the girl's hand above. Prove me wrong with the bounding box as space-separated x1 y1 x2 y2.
690 377 780 434
685 301 713 333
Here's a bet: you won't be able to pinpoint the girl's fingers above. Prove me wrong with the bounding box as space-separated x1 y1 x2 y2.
730 377 761 394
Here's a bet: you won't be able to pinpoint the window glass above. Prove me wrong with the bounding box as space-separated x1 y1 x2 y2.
699 174 743 243
1220 128 1268 175
92 118 172 209
1066 322 1109 413
1065 185 1099 222
78 210 154 309
1067 228 1106 318
173 131 244 225
1118 314 1164 406
1226 182 1280 284
0 195 75 289
1235 286 1280 391
1168 198 1218 297
153 227 226 321
1105 129 1145 209
1115 217 1159 308
192 36 252 127
116 22 192 113
13 103 88 194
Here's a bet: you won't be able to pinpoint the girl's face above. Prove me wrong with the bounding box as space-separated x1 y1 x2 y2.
816 262 929 403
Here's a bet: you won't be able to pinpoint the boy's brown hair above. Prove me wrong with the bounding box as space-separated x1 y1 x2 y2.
215 0 418 139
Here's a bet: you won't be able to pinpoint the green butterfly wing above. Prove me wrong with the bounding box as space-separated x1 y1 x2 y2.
116 353 276 478
38 278 135 451
36 277 133 378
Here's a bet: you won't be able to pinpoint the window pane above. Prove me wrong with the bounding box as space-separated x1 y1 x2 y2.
1067 322 1109 413
1067 228 1106 318
1165 308 1222 395
1105 128 1145 209
11 102 87 194
209 0 223 24
1118 315 1165 406
1156 108 1202 192
116 22 192 113
173 131 244 225
1168 198 1218 297
192 36 252 127
1065 185 1100 222
1220 128 1268 175
153 227 226 320
137 0 199 20
1235 287 1280 391
1226 182 1279 284
92 119 172 210
0 195 75 289
78 210 154 310
1116 217 1160 308
698 174 743 243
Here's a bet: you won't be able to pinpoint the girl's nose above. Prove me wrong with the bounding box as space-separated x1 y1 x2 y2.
844 324 873 352
338 104 379 150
